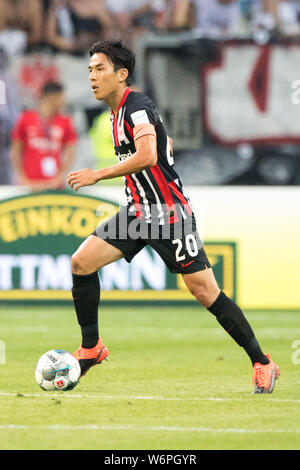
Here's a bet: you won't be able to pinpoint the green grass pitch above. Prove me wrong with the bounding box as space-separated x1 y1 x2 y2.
0 304 299 450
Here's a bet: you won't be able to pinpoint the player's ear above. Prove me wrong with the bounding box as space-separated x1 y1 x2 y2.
117 68 129 84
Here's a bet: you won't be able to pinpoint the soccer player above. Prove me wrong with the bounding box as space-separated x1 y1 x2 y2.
67 40 279 394
11 81 77 190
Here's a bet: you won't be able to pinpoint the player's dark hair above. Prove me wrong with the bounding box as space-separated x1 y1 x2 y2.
89 40 135 86
41 81 64 96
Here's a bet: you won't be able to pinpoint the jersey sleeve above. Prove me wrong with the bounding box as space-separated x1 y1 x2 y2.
126 93 158 129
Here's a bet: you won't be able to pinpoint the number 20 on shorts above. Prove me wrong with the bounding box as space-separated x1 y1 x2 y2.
172 234 198 262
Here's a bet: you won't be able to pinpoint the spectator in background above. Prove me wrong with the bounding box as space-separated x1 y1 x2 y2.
105 0 165 49
251 0 300 38
191 0 242 38
10 81 77 190
0 48 21 184
104 0 134 46
155 0 194 32
0 0 43 56
278 0 300 36
129 0 164 47
45 0 113 54
251 0 281 33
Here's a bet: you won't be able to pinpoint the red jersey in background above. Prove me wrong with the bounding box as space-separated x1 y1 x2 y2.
11 110 77 180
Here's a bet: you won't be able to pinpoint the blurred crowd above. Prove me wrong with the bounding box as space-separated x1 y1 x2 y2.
0 0 300 58
1 0 300 189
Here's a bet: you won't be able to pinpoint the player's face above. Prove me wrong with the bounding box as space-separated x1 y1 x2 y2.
42 92 65 114
51 92 65 113
89 53 125 101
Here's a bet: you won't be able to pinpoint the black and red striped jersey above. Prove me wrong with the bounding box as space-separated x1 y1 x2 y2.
110 88 193 225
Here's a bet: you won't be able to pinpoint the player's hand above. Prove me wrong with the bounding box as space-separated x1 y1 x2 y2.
67 168 99 191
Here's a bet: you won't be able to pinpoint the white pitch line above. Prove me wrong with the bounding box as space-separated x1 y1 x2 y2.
0 391 299 404
0 391 233 401
0 424 299 434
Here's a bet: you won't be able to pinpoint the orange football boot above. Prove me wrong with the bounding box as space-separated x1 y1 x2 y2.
252 354 280 394
73 337 109 377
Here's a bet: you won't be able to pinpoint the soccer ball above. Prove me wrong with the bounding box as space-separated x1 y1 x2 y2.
35 349 81 391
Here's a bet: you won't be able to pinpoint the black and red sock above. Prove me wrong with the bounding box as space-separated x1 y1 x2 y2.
208 291 269 365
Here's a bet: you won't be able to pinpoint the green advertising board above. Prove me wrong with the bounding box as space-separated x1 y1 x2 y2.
0 191 236 303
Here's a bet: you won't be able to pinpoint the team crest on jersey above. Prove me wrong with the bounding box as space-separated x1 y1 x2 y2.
51 126 63 139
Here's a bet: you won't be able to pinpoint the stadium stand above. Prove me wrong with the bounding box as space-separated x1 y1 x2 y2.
1 0 300 186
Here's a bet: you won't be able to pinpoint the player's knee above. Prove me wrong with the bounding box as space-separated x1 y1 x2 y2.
189 284 218 308
71 252 90 275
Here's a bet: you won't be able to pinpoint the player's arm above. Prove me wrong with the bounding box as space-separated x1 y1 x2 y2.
10 139 29 185
99 132 157 178
50 142 76 188
45 0 74 51
62 142 76 174
67 127 157 191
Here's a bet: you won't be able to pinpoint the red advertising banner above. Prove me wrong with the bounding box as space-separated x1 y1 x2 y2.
202 42 300 146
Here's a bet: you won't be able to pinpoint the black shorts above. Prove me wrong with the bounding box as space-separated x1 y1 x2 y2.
92 206 211 274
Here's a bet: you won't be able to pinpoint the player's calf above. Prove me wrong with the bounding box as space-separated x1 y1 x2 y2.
183 271 277 389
